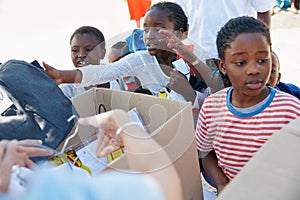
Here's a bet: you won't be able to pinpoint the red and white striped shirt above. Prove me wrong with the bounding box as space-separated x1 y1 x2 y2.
196 87 300 179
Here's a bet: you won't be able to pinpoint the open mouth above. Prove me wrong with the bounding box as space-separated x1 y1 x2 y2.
76 60 89 67
245 79 263 89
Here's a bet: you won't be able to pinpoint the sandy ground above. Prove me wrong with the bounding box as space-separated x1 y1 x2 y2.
270 10 300 86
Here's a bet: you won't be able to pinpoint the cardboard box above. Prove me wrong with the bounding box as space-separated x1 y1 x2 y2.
58 88 203 200
218 117 300 200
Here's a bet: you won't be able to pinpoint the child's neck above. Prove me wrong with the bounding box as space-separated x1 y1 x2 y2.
231 87 270 108
155 52 177 65
155 53 177 77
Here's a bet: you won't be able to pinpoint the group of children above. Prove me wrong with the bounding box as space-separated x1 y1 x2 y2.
1 1 300 199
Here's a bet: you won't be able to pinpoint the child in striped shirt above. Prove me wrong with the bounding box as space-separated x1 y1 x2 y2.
195 16 300 197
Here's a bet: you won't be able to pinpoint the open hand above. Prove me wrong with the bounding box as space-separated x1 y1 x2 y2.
42 62 63 85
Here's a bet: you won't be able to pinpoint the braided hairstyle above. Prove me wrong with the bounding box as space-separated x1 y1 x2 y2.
70 26 105 49
216 16 271 87
148 2 188 32
217 16 271 61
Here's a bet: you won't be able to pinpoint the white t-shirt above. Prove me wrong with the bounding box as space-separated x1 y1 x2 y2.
60 80 120 99
78 51 170 96
176 0 276 59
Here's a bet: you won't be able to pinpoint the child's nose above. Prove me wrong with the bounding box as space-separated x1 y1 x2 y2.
78 50 87 58
247 62 260 75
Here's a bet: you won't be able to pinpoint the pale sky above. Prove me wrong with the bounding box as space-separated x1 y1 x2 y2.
0 0 138 69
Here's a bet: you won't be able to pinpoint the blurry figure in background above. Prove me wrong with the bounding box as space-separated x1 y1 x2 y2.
60 26 121 99
267 51 300 99
108 41 130 63
287 0 300 13
272 0 291 14
124 0 152 28
272 0 299 14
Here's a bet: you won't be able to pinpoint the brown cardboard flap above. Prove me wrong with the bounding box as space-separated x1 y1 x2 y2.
218 118 300 200
62 88 203 200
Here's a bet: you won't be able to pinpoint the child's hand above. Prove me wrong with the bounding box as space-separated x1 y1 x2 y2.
42 62 63 85
159 29 191 60
170 69 196 102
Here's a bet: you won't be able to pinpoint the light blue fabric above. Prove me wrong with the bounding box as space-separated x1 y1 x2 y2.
277 0 291 8
125 29 146 53
3 167 164 200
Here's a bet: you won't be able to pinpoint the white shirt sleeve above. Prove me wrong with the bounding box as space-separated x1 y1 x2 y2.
251 0 277 12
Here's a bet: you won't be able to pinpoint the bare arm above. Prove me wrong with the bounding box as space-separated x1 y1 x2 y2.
78 110 183 200
158 29 220 92
257 10 272 29
201 150 229 195
169 69 196 102
42 62 82 84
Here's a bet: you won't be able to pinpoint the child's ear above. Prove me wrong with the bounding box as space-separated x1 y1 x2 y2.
218 59 226 74
176 28 188 40
276 72 281 85
100 48 106 60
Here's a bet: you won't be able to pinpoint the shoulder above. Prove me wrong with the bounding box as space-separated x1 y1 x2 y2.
201 87 229 109
272 89 300 111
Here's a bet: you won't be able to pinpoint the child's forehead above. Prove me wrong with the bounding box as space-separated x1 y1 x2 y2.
230 33 269 47
145 8 171 21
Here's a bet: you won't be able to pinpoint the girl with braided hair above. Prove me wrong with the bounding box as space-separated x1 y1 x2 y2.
195 16 300 197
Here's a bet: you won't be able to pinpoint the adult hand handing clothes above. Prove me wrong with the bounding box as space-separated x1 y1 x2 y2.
78 109 183 200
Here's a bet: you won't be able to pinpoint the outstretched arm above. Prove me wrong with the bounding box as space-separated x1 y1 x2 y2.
78 109 183 200
42 62 82 85
158 29 220 92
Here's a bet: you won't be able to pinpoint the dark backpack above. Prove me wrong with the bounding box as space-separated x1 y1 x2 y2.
0 60 76 149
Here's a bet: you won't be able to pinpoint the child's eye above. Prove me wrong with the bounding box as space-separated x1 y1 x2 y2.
71 49 79 53
234 61 246 66
144 28 149 33
87 48 94 52
258 58 269 64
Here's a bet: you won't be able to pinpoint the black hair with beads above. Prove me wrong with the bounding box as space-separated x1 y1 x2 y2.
148 2 188 32
70 26 105 48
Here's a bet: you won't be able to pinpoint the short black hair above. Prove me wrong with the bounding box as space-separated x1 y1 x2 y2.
216 16 271 61
70 26 105 48
148 2 188 32
111 41 130 58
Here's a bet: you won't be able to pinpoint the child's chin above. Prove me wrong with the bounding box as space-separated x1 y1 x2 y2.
147 48 158 56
